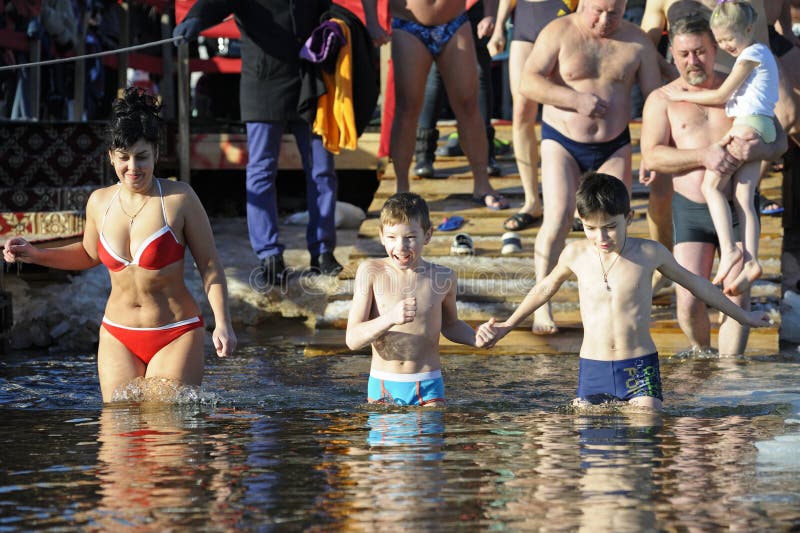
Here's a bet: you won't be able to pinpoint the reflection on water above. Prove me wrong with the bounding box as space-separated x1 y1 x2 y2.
1 345 799 529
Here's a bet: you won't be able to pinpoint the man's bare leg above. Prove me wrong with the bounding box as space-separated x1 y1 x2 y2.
389 30 435 192
508 40 543 222
673 241 716 351
532 141 581 334
436 23 505 207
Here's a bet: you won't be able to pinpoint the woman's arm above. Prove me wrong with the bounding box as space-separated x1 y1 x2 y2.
3 190 102 271
181 185 236 356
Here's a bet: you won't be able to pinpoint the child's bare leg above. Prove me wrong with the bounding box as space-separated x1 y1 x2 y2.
435 23 504 207
701 169 741 284
389 30 435 192
726 160 763 296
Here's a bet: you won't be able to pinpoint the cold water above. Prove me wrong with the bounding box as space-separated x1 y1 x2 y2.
1 340 799 530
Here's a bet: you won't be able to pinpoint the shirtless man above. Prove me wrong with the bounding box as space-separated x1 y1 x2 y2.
362 0 509 209
640 0 797 288
519 0 662 333
640 13 787 355
642 0 799 135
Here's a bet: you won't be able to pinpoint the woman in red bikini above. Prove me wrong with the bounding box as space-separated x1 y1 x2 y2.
3 87 237 402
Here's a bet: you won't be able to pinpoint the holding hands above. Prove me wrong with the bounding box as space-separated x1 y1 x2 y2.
475 317 511 348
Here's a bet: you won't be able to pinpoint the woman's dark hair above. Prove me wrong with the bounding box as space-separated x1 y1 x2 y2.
106 86 162 151
576 172 630 218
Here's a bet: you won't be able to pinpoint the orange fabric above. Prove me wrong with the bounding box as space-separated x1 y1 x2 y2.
313 19 357 154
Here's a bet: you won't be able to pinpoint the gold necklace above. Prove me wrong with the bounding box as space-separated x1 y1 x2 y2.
597 235 626 291
118 190 151 228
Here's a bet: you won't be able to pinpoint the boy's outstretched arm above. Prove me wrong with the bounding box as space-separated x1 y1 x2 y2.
345 262 415 350
496 252 574 332
655 243 771 327
441 270 480 346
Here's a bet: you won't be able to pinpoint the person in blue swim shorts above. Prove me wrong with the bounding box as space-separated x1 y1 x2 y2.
346 193 497 406
476 172 771 410
361 0 510 210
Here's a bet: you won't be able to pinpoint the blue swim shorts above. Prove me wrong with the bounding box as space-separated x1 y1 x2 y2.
368 369 445 406
577 352 663 404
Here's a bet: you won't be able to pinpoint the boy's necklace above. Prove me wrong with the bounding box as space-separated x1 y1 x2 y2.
598 236 626 291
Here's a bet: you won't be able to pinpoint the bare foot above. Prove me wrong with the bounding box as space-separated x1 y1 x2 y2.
712 247 743 285
724 259 762 296
532 305 559 335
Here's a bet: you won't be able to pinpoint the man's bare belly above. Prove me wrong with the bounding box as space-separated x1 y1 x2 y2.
390 0 464 26
541 81 634 142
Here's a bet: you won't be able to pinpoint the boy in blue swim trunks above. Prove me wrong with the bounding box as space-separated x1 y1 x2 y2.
476 172 771 410
346 192 496 406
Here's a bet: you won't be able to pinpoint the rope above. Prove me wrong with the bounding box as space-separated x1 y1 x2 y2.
0 36 184 72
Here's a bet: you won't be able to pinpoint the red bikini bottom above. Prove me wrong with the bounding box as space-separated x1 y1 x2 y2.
102 316 204 365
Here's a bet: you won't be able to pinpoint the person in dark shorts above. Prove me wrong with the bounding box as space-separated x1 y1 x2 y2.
476 173 771 411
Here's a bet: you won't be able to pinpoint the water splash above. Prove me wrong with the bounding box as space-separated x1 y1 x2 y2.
110 377 222 405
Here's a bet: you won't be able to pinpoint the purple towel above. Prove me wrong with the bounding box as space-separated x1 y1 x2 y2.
300 20 345 70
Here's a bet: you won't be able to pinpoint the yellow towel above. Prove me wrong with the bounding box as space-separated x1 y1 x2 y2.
313 19 357 154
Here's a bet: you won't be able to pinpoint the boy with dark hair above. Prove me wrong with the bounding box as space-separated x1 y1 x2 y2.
477 172 771 410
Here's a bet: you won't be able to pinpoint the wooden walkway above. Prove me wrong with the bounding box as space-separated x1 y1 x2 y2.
303 123 783 356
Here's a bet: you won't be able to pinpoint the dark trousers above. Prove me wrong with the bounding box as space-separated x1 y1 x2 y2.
245 120 337 259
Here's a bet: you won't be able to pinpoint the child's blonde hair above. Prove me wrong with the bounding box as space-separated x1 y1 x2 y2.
710 0 758 34
380 192 432 232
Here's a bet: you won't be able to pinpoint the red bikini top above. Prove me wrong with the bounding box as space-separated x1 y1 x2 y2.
97 179 185 272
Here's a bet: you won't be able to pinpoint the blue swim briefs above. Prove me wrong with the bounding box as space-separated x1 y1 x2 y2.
577 352 663 404
391 13 469 57
368 369 445 406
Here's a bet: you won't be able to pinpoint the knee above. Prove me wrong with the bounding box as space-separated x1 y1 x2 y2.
449 92 480 119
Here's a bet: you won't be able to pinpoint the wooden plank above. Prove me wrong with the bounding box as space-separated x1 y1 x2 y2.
349 232 785 260
187 132 380 171
302 322 777 357
357 211 785 238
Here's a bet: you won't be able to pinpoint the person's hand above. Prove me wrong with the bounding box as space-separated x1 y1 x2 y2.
743 310 772 328
366 21 390 47
476 16 495 39
475 317 498 348
172 17 202 44
213 323 237 357
702 140 740 176
638 159 658 186
725 131 760 161
662 86 687 102
487 30 506 57
388 296 416 325
576 92 608 118
3 237 35 264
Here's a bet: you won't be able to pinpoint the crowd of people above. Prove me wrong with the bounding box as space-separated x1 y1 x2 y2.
2 0 798 407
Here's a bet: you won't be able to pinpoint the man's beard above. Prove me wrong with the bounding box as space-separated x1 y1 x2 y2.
685 68 709 86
